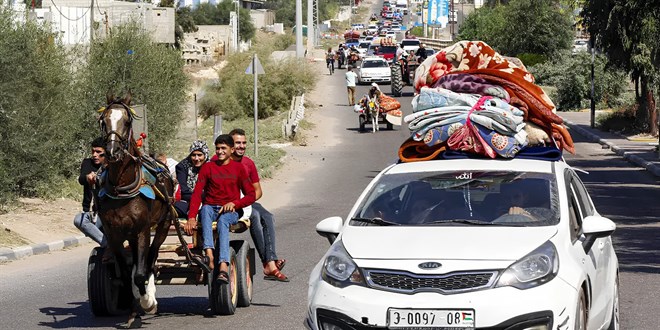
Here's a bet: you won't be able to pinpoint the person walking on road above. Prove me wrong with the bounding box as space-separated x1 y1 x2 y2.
345 65 358 106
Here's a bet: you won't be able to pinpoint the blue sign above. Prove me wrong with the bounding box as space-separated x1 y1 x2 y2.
427 0 449 27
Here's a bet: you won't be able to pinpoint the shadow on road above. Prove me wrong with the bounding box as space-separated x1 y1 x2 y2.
569 156 660 274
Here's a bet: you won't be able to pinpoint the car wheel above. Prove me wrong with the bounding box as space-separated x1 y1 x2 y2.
607 276 620 330
575 289 588 330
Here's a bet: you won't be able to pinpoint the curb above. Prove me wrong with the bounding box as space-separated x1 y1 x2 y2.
0 235 90 262
563 119 660 178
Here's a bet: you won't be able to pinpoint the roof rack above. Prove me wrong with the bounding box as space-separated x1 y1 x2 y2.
398 146 563 164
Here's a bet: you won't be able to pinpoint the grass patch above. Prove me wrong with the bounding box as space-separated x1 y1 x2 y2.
0 226 31 248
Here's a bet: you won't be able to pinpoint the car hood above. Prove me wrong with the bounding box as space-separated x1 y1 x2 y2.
360 67 390 74
342 226 557 260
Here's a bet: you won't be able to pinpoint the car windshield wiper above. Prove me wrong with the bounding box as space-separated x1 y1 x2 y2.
350 217 400 226
426 219 506 226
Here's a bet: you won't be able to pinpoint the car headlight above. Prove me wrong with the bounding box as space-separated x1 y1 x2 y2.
495 241 559 289
321 241 365 288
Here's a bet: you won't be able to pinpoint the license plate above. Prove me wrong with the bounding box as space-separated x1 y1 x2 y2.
387 308 475 329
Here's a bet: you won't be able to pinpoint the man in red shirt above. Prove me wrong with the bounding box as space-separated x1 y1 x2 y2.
229 129 289 282
184 134 256 284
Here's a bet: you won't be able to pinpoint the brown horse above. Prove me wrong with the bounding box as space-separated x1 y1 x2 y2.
96 93 175 327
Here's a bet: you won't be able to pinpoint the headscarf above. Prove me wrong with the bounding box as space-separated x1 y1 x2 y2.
180 140 209 191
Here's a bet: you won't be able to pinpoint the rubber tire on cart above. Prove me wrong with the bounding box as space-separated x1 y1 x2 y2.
358 115 366 132
209 248 238 315
386 122 394 130
231 240 254 308
390 63 403 97
87 247 132 316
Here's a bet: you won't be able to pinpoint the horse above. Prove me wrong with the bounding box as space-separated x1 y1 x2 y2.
96 92 175 327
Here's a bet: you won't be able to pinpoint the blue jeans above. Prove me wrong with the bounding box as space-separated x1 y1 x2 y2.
73 212 106 247
199 205 238 264
249 203 278 263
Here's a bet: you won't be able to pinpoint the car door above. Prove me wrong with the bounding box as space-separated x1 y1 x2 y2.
564 170 609 328
570 171 613 327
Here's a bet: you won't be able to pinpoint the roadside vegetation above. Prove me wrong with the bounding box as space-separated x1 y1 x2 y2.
0 9 188 210
458 0 659 136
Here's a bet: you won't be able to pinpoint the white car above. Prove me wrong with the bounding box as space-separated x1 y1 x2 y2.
357 57 391 84
401 38 421 52
385 31 397 39
307 157 619 330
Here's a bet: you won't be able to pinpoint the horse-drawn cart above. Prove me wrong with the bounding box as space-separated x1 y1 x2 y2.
87 216 256 316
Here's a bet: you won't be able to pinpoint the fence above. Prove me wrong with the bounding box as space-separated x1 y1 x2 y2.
282 94 305 140
417 37 453 51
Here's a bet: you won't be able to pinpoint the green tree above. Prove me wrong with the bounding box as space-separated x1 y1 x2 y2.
191 0 255 41
582 0 659 135
0 6 80 203
458 0 573 57
73 22 189 153
159 0 198 49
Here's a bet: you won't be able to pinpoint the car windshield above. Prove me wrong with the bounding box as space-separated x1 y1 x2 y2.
362 60 388 68
402 40 419 46
351 171 559 227
359 42 371 49
379 46 397 54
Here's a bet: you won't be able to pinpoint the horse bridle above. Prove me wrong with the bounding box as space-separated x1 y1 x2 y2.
99 101 135 154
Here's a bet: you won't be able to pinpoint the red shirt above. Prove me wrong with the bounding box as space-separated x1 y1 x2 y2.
236 156 260 184
187 159 256 220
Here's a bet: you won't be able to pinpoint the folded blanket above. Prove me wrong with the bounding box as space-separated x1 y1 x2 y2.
398 137 447 162
433 73 510 101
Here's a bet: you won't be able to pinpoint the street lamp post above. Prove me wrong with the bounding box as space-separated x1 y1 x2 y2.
234 0 240 49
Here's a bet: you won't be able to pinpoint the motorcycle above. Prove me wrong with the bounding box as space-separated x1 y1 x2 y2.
337 50 346 69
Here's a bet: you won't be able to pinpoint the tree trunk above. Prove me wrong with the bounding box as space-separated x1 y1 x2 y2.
637 76 651 132
648 88 658 136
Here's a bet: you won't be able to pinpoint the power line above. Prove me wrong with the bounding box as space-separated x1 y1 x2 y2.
49 0 91 22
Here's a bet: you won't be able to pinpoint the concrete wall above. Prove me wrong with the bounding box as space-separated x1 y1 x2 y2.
250 9 275 29
183 25 233 64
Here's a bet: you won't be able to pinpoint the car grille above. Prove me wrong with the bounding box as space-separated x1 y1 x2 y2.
364 269 498 294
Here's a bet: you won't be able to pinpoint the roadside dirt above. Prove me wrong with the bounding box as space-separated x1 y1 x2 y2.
0 51 334 250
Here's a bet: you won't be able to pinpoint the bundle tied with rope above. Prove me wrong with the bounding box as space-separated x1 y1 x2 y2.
398 41 574 162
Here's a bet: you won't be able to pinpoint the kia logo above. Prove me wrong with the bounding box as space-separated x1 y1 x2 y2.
418 262 441 270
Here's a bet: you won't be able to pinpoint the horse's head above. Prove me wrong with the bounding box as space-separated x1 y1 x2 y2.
98 92 135 162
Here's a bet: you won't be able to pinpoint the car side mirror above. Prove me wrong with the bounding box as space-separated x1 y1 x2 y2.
316 216 343 245
581 215 616 253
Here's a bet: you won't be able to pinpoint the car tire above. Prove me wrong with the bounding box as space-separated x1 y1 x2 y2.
359 115 366 132
575 289 588 330
607 276 620 330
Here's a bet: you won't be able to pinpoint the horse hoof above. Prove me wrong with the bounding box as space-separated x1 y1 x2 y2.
143 303 157 315
126 315 142 329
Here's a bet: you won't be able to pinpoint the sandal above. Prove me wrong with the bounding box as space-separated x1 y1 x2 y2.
263 259 286 271
215 270 229 285
275 259 286 271
264 269 289 282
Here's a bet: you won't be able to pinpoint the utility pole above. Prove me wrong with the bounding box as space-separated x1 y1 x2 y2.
307 0 314 53
423 0 428 37
90 0 94 41
296 0 303 57
237 0 240 48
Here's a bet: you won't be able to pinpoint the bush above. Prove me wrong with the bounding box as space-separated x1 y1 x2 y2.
530 51 628 111
0 6 81 204
596 105 637 133
72 22 189 153
517 53 547 67
199 33 316 120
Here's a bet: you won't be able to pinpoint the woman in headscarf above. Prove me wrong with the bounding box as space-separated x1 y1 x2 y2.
174 140 210 218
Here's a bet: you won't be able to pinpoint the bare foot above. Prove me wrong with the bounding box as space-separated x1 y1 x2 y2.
205 249 214 270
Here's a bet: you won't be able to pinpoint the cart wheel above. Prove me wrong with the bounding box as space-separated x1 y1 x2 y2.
391 63 403 97
359 115 366 132
387 122 394 130
232 240 254 307
209 248 238 315
87 247 132 316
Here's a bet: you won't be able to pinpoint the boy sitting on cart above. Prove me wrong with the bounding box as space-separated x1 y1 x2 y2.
184 134 256 285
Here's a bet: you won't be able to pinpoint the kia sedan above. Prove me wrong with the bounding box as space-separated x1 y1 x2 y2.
306 158 619 330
